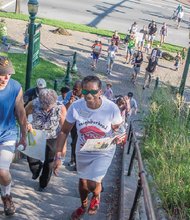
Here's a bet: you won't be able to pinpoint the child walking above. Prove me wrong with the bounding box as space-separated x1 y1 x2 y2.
174 51 182 71
91 39 102 70
104 82 114 100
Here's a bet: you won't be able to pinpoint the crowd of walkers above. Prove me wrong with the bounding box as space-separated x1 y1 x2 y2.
0 54 138 219
0 3 187 220
89 4 186 88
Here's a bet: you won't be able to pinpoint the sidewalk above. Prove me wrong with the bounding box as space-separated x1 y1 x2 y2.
178 0 190 6
1 17 190 219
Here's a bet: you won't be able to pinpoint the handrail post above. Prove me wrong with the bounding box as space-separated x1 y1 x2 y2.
127 144 136 176
129 178 142 220
127 122 132 141
54 79 58 91
127 132 133 154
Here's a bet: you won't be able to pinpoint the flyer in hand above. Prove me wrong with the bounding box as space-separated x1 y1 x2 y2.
80 132 126 152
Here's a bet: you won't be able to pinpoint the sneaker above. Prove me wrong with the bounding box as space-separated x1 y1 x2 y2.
32 164 42 180
37 186 46 192
1 194 16 216
68 161 76 167
88 195 100 215
71 206 86 220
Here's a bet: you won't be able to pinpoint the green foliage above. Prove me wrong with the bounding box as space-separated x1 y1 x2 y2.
0 12 183 53
8 53 67 91
143 88 190 219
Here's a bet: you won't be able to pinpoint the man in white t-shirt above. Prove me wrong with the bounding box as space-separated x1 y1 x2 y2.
177 9 184 28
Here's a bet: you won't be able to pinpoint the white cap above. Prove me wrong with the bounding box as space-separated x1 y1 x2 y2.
36 78 46 89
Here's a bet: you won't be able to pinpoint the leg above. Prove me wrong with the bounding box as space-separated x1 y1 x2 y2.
79 179 89 208
147 73 152 87
39 139 57 189
0 145 16 216
131 68 136 83
143 71 149 89
163 35 165 44
71 178 89 220
69 124 77 166
160 35 163 45
125 50 129 63
107 58 110 73
27 156 43 180
109 59 114 73
87 180 102 215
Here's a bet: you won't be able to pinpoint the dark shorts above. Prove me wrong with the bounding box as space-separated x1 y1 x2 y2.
24 36 29 45
92 52 100 60
178 17 182 23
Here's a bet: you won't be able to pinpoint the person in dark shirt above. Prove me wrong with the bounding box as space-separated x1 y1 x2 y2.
131 51 143 84
150 46 162 61
23 78 46 106
148 21 157 48
143 57 158 89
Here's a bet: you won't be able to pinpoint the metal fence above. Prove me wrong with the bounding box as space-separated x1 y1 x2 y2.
126 121 156 220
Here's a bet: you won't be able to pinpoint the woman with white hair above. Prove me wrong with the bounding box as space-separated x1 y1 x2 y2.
25 89 67 191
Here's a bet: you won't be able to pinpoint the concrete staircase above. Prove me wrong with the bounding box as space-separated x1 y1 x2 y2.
0 145 124 220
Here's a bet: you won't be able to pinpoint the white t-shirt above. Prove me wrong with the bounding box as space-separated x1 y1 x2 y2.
104 88 113 100
66 97 122 152
178 11 184 19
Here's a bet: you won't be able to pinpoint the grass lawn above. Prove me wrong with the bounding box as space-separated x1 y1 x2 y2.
0 11 183 53
7 53 77 92
143 88 190 219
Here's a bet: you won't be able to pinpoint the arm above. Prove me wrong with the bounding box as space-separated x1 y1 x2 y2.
59 105 67 127
25 101 33 117
54 120 74 176
59 105 67 156
15 88 27 148
65 94 76 109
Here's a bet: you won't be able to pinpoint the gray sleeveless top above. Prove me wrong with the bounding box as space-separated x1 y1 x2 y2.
32 98 62 139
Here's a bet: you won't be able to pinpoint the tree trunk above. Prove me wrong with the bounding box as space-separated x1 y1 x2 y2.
15 0 21 14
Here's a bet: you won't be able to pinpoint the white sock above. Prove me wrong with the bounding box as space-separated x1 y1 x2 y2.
1 182 11 196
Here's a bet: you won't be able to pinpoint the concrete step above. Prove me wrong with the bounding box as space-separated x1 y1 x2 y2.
4 163 109 219
0 146 123 219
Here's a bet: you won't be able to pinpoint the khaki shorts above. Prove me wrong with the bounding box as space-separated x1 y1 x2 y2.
0 141 15 170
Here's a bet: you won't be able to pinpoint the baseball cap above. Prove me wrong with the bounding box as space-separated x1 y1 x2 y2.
36 78 46 89
0 56 15 76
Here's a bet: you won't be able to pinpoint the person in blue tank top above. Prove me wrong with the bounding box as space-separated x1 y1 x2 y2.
0 56 27 216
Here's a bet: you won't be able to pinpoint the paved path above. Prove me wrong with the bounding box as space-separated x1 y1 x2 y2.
2 0 190 46
0 18 190 219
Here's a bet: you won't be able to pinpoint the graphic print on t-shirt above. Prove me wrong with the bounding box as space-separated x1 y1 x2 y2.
79 126 106 148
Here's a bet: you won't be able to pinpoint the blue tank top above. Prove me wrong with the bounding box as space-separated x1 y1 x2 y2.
0 79 21 143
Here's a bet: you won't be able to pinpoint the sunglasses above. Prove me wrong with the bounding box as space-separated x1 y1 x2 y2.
82 89 100 95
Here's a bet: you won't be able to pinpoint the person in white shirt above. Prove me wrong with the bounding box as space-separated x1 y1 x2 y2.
127 92 138 116
54 75 122 220
107 40 118 75
104 82 114 100
177 9 184 28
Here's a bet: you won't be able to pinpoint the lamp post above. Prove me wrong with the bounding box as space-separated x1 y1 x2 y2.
179 47 190 96
25 0 39 91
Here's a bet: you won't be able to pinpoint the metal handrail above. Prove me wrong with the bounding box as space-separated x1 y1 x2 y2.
128 121 156 220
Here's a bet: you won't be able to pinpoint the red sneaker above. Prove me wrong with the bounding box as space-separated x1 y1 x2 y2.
71 206 86 220
88 196 100 215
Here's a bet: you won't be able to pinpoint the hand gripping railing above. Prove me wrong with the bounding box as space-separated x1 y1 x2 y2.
127 121 156 220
